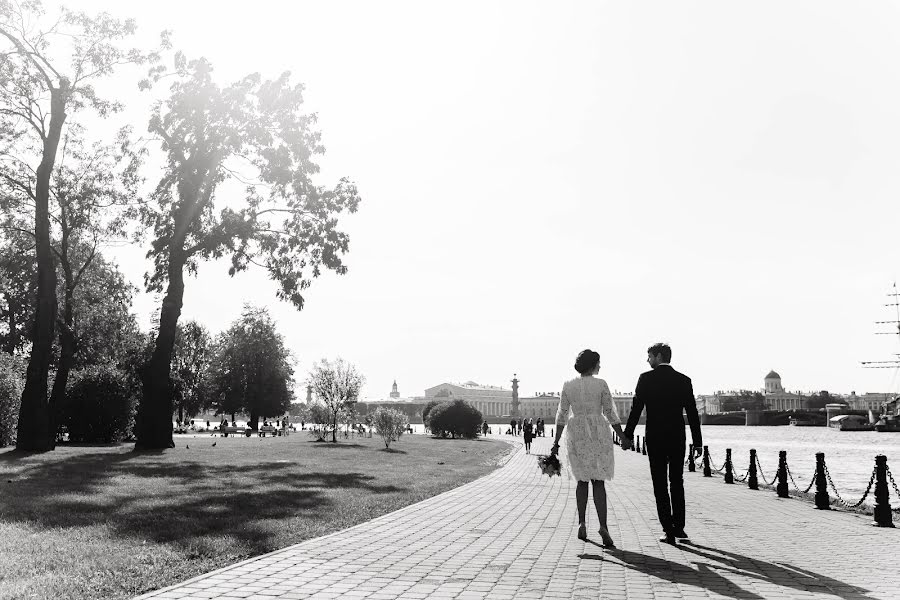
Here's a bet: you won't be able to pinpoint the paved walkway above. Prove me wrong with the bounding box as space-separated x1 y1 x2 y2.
136 435 900 600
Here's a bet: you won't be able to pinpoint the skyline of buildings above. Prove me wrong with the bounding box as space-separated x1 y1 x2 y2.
356 370 896 418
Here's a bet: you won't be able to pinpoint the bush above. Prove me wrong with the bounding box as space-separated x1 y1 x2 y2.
307 402 331 441
0 354 24 447
428 399 483 439
372 407 409 449
422 399 447 430
62 364 134 443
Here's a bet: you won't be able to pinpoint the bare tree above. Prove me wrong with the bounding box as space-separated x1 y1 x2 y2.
308 358 364 443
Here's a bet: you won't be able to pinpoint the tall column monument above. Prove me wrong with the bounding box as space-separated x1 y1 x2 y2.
511 374 520 417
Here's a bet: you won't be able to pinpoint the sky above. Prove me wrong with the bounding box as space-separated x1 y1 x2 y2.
36 0 900 400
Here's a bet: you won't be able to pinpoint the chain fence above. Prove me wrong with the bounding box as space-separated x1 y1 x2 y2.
755 454 778 486
695 447 894 516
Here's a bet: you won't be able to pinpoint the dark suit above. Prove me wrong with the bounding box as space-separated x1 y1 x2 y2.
624 364 702 534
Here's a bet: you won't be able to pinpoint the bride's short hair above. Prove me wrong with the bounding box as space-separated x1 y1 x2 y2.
574 349 600 375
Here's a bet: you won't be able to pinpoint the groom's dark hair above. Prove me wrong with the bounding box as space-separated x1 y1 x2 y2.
647 343 672 362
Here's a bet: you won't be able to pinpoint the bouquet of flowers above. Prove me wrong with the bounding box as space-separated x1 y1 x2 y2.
537 452 562 477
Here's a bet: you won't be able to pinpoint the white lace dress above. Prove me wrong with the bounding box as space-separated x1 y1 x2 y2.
555 376 621 481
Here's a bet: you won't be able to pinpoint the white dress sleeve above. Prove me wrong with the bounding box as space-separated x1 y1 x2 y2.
555 382 571 428
600 379 621 425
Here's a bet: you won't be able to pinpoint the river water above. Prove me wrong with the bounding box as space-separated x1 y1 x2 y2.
406 423 900 507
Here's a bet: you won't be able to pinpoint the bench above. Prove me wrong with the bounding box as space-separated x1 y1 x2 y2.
221 426 248 437
258 426 278 437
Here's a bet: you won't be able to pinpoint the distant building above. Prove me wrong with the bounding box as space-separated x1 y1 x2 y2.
763 370 803 411
842 391 893 412
425 381 514 416
517 391 635 421
697 394 720 414
389 380 400 399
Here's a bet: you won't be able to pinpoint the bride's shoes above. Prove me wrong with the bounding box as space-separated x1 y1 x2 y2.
598 525 615 548
577 524 587 541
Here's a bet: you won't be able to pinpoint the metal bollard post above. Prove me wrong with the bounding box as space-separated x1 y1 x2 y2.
776 450 789 498
814 452 830 510
873 455 895 528
724 449 734 484
688 444 695 472
748 449 758 490
703 446 712 477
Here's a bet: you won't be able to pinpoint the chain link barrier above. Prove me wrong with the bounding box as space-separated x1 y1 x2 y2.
700 448 887 512
755 454 778 486
887 466 900 513
784 461 816 494
824 461 876 509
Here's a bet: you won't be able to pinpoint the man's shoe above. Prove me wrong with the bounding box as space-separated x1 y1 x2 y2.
672 529 689 539
659 533 676 545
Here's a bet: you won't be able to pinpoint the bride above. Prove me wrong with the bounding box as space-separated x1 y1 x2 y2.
551 349 628 547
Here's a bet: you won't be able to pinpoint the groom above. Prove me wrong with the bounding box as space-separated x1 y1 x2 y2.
623 343 702 545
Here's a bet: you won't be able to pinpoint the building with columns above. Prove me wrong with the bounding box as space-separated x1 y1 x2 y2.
763 370 803 411
424 381 514 417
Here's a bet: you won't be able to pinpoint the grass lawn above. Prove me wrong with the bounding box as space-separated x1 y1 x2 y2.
0 432 511 600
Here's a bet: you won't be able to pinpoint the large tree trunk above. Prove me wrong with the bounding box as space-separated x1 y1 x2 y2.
47 246 76 451
135 252 185 449
16 85 66 452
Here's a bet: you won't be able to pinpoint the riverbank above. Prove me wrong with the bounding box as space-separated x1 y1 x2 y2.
0 433 510 600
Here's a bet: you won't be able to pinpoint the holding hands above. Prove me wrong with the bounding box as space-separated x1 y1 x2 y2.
619 435 633 451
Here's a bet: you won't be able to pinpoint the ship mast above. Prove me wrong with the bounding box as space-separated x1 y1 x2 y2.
861 283 900 369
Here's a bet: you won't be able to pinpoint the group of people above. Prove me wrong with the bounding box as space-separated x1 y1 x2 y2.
550 343 702 548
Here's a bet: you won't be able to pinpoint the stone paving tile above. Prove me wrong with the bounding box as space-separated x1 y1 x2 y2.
135 435 900 599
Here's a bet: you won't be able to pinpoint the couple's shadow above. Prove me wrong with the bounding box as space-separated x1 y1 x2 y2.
580 540 871 600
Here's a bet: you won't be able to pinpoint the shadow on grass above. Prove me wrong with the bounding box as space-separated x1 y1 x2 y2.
379 448 407 454
0 447 406 556
580 540 871 600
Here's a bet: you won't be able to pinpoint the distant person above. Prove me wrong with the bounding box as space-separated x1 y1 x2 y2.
622 342 703 545
482 421 489 436
523 418 534 454
510 419 516 435
551 349 627 547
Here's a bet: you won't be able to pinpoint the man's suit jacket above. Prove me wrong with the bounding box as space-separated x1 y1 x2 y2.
624 365 702 449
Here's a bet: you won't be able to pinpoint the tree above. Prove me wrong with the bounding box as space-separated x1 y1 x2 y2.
428 400 483 439
719 390 767 412
0 229 36 354
372 406 409 449
308 358 364 443
804 390 845 411
134 55 361 449
422 399 447 430
205 306 293 429
171 320 210 423
0 352 24 446
0 0 157 451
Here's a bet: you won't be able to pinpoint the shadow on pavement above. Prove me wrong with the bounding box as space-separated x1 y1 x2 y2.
580 540 872 600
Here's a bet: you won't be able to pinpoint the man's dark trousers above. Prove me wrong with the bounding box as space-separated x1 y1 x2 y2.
648 440 686 534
